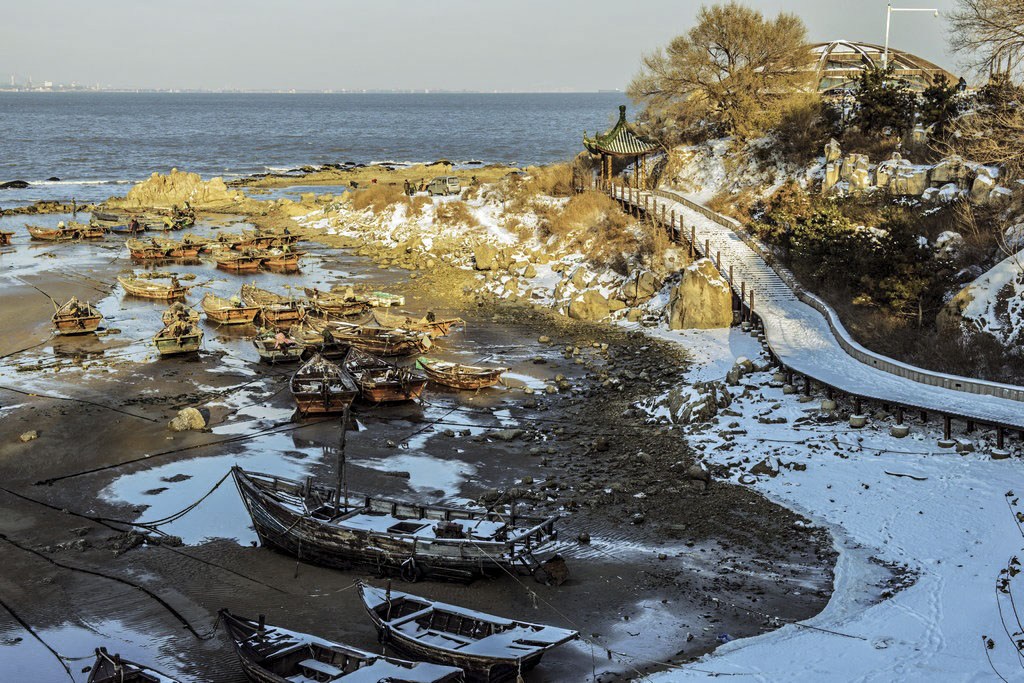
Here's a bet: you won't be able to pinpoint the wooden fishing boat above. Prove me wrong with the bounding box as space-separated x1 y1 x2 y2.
417 359 508 391
75 222 107 239
231 467 563 583
202 292 260 325
219 609 463 683
345 347 427 403
370 310 464 337
290 353 358 415
87 647 179 683
289 320 350 361
253 330 305 363
358 583 578 682
240 283 305 327
231 233 279 251
27 224 79 241
126 238 170 260
91 210 122 223
303 288 371 318
260 249 304 270
313 320 432 357
153 320 203 356
52 298 103 335
0 231 14 246
161 302 200 326
119 275 189 301
216 251 264 272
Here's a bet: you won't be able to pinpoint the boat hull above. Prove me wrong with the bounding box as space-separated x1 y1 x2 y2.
154 333 202 356
358 378 427 404
53 315 103 335
205 305 260 325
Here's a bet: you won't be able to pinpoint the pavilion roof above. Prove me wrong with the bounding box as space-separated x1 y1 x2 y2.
583 106 660 157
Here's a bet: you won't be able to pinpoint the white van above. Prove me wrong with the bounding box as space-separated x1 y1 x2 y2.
426 176 461 196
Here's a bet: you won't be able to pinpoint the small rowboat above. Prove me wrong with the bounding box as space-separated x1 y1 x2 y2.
371 310 464 337
290 353 358 415
260 249 303 270
216 251 264 272
91 210 122 223
358 582 578 682
291 320 350 361
76 222 106 239
202 292 260 325
52 298 103 335
161 302 200 326
0 231 14 246
240 283 304 327
87 647 179 683
118 275 189 301
346 347 427 403
304 288 371 317
126 238 170 260
153 320 203 356
231 467 563 583
27 224 79 241
314 320 432 357
253 330 304 363
231 235 278 251
417 358 508 390
219 610 463 683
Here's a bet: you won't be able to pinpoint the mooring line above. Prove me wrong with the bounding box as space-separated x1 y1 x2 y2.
0 593 74 681
0 533 209 640
0 384 160 423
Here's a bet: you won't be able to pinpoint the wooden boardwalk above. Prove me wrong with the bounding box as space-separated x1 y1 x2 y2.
604 182 1024 442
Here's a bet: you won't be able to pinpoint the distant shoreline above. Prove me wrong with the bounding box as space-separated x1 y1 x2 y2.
0 89 624 95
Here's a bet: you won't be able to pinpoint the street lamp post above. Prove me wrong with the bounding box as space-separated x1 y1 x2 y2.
883 1 940 70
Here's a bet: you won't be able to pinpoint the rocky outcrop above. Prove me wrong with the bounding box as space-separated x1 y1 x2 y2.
474 243 498 270
567 289 611 322
937 252 1024 345
110 169 242 209
618 269 661 304
667 258 733 329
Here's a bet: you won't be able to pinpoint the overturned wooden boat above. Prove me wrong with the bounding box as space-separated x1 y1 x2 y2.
290 353 358 415
161 302 200 326
317 320 432 358
253 329 304 364
216 250 264 272
154 320 203 356
231 467 563 583
358 583 578 682
241 283 305 327
417 359 508 391
219 609 463 683
52 298 103 335
370 309 464 337
202 292 260 325
304 288 371 317
87 647 179 683
346 347 427 403
118 274 189 301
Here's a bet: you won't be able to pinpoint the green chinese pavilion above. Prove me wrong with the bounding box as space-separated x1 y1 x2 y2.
583 105 660 189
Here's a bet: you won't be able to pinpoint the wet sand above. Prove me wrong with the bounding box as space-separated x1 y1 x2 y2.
0 206 834 681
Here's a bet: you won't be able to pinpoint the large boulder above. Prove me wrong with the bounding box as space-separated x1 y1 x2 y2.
112 169 240 209
931 155 968 185
840 154 869 181
889 166 930 196
473 243 498 270
168 407 206 432
971 172 996 203
824 138 842 164
618 269 661 304
848 168 872 193
567 289 611 322
822 162 841 194
667 258 733 329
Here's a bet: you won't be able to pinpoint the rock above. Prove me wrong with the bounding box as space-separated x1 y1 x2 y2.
538 335 551 344
750 458 778 477
568 289 611 322
0 180 30 189
889 166 929 196
619 270 661 304
490 428 524 442
577 532 591 544
822 162 840 194
840 153 870 181
971 172 995 203
849 414 868 428
934 231 964 260
608 298 627 312
820 398 837 411
686 464 711 490
955 438 975 453
473 243 498 270
625 308 644 323
824 138 842 163
19 430 38 443
931 155 968 185
667 259 733 330
109 169 239 209
523 264 537 278
168 408 206 432
848 168 872 193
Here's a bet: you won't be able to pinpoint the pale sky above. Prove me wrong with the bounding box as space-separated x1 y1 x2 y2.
1 0 963 91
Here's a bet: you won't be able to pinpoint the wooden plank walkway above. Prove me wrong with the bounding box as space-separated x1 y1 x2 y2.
604 182 1024 437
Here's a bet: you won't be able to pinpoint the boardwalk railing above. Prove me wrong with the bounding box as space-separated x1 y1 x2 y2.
599 180 1024 409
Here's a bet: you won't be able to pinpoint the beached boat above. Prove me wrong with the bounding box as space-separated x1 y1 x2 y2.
219 609 463 683
87 647 179 683
27 224 79 241
126 238 170 260
370 310 464 337
153 320 203 356
290 353 358 415
215 251 263 272
368 291 406 308
314 320 432 357
260 249 304 270
91 210 122 223
161 302 200 326
118 274 189 301
0 231 14 246
417 359 508 391
231 467 563 583
345 347 427 403
303 288 372 318
290 320 350 361
76 222 107 239
253 329 305 364
202 292 260 325
358 583 578 682
52 298 103 335
240 283 305 327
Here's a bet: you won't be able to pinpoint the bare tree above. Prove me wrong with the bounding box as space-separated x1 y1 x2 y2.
949 0 1024 78
627 2 811 143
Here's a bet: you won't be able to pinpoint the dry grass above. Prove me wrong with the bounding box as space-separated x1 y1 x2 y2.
522 163 574 197
349 184 406 213
435 201 479 227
